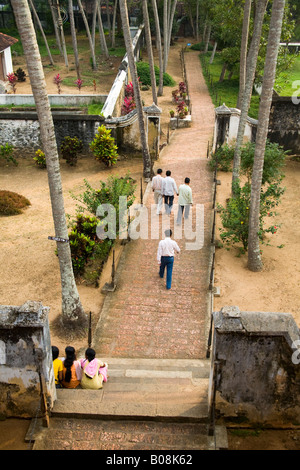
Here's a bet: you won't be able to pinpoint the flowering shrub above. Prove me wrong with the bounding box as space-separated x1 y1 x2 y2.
53 73 63 94
60 136 83 166
7 73 17 93
121 96 136 115
75 78 83 92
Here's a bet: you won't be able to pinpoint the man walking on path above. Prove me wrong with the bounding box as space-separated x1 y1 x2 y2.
161 170 178 215
176 177 193 225
151 168 164 215
157 229 180 289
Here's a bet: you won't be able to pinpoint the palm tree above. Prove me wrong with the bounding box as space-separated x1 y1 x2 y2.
119 0 152 179
29 0 54 66
143 0 158 105
232 0 268 192
97 0 110 59
55 0 69 68
237 0 252 110
68 0 81 80
78 0 97 70
11 0 87 328
248 0 286 272
151 0 164 96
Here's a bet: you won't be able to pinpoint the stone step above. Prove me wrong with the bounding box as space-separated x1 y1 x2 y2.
51 358 212 423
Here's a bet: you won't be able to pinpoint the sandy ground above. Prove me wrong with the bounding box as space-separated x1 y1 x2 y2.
213 160 300 326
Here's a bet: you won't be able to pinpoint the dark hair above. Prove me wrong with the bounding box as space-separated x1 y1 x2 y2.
166 170 171 176
157 169 162 174
85 348 96 362
63 346 76 383
165 229 172 237
185 177 190 184
52 346 59 361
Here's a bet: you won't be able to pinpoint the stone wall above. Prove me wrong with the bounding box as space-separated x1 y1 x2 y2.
209 306 300 426
0 301 56 419
0 112 105 151
268 96 300 155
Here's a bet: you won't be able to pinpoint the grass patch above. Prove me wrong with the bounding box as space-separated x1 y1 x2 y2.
274 55 300 96
199 52 260 119
0 190 31 216
88 103 104 115
229 429 262 438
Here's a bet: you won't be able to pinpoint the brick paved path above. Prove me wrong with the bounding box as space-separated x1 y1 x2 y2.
93 51 215 360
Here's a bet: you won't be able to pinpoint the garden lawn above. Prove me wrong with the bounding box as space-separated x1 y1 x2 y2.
199 52 260 119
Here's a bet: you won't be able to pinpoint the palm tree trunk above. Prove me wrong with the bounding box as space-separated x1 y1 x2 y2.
97 0 110 59
68 0 81 80
111 0 118 48
29 0 54 66
11 0 87 328
143 0 157 105
48 0 62 54
55 0 69 68
209 41 217 64
119 0 152 179
237 0 252 109
166 0 177 67
151 0 163 96
78 0 97 70
163 0 168 73
248 0 286 272
232 0 268 192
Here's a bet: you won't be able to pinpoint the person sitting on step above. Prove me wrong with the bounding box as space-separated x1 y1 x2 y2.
79 348 108 390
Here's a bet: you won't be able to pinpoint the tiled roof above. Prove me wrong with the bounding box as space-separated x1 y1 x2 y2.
0 32 18 52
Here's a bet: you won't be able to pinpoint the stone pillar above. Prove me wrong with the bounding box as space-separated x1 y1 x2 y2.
212 104 232 153
143 103 162 161
0 301 56 418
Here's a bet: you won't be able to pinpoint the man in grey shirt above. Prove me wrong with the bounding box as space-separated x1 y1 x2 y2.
176 177 193 225
161 170 178 215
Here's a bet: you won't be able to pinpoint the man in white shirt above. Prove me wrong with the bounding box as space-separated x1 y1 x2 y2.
176 177 193 225
161 170 178 215
157 229 180 289
151 168 164 215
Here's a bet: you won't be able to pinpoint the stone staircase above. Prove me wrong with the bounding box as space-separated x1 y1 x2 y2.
31 358 228 450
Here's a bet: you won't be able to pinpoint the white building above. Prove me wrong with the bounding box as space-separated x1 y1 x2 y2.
0 32 18 82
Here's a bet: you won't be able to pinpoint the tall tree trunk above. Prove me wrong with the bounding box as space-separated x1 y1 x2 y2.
78 0 97 70
151 0 163 96
166 0 177 67
106 0 112 45
92 0 98 49
210 41 217 64
204 23 211 53
48 0 62 54
11 0 87 328
143 0 157 104
237 0 252 109
163 0 168 72
196 0 200 42
232 0 268 192
97 0 110 59
119 0 152 179
248 0 286 272
29 0 54 66
68 0 81 80
55 0 69 68
111 0 118 48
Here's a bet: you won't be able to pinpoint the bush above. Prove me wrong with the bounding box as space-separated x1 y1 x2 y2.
60 136 83 166
0 143 17 166
69 229 96 276
33 149 46 168
90 125 118 167
136 62 175 87
0 190 30 216
218 180 285 253
209 144 234 172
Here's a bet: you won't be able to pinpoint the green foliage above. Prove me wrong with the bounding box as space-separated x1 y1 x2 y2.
60 136 83 166
190 42 214 51
72 173 136 219
33 149 46 168
69 227 96 276
90 125 118 167
218 177 285 253
0 190 30 216
0 143 17 166
209 144 234 172
136 61 175 87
